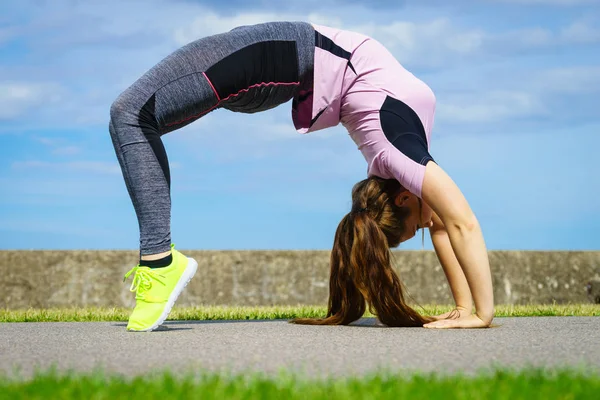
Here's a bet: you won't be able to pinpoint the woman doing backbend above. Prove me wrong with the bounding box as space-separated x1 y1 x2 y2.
109 21 494 332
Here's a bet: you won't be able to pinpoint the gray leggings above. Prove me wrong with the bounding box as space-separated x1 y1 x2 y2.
109 22 315 255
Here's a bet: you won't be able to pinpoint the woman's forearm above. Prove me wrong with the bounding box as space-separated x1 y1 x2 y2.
421 162 495 325
444 217 494 323
430 217 473 312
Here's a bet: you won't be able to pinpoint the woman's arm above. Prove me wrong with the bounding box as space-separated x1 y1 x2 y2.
421 161 495 328
429 210 473 315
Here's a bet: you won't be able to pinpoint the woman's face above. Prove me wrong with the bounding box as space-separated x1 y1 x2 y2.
395 190 433 243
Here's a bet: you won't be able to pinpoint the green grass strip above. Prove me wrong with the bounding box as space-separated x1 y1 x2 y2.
0 368 598 400
1 304 598 322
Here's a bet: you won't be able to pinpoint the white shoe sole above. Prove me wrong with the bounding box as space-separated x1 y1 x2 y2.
131 256 198 332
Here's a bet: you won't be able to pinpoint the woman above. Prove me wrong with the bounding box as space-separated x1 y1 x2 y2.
110 21 494 332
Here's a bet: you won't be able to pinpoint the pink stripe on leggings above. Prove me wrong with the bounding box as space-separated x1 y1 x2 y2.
202 72 220 102
165 79 300 127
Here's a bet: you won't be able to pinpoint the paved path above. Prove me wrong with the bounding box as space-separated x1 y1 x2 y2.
1 317 598 379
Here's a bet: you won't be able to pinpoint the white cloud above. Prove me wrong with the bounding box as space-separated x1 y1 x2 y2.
534 66 600 94
33 136 82 156
12 0 185 50
560 20 600 43
174 13 485 68
173 11 342 45
0 82 63 120
349 18 485 67
436 90 547 124
517 27 554 47
11 161 121 174
430 62 600 127
34 137 62 146
482 20 600 56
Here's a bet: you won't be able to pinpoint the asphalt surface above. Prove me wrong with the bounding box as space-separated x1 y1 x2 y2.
1 317 599 379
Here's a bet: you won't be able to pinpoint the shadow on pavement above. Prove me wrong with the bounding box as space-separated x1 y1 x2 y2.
111 323 193 331
112 317 392 329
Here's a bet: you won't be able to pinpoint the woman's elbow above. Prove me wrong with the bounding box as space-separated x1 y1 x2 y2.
431 207 479 236
447 213 480 236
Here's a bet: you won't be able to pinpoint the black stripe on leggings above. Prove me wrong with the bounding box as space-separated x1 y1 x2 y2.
139 94 171 188
204 40 299 101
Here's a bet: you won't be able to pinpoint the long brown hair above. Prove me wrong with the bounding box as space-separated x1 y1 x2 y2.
291 177 433 327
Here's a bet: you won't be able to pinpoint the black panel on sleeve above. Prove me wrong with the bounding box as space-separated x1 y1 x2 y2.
379 95 434 166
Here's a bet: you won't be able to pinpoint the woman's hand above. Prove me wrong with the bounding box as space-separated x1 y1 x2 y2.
424 313 490 329
428 306 471 321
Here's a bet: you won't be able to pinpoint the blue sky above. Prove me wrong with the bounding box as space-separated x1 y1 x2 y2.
0 0 599 251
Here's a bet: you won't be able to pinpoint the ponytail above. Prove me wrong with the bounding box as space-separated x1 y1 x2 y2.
291 214 366 325
291 177 433 327
353 212 430 327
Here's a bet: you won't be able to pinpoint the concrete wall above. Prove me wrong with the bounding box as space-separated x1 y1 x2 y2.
1 250 599 309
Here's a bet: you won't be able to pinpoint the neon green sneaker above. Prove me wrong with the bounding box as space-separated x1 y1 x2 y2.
123 244 197 332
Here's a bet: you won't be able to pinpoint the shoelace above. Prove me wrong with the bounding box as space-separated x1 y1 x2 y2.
123 266 167 302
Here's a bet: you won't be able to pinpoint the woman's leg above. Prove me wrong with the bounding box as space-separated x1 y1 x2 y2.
109 21 315 259
108 41 219 258
108 37 225 331
109 22 315 331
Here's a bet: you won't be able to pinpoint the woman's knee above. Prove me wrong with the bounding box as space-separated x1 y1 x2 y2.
110 89 137 123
